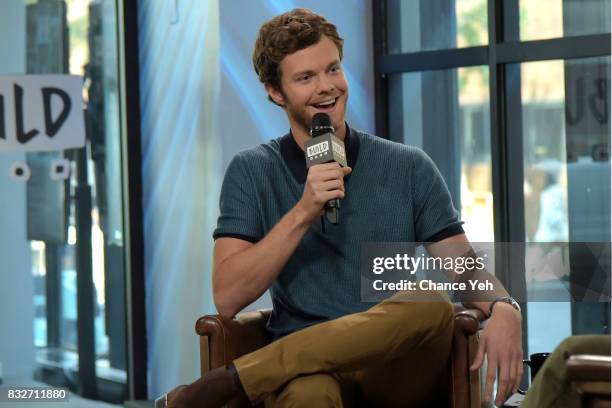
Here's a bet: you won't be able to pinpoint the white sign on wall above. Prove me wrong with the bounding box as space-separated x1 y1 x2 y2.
0 75 85 152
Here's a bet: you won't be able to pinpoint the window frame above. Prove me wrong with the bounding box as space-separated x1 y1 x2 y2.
373 0 611 359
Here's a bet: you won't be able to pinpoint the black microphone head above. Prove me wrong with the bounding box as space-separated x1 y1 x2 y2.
310 113 334 137
312 112 331 127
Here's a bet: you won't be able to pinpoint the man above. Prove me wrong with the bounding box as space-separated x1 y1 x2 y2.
165 8 522 408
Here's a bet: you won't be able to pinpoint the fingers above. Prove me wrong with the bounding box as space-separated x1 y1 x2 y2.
309 163 351 176
316 189 345 203
509 355 518 394
483 357 497 404
470 339 485 371
495 357 511 406
318 179 344 193
306 180 345 204
514 353 524 393
305 165 350 201
299 164 351 223
313 162 343 171
309 168 350 183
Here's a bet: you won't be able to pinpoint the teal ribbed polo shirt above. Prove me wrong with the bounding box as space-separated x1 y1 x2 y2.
213 126 463 338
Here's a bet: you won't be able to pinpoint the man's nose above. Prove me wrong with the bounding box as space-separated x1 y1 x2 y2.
316 75 335 94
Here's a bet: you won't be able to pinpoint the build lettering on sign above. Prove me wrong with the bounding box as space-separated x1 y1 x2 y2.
0 75 85 152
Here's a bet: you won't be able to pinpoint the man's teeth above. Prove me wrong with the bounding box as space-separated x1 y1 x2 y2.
316 99 335 107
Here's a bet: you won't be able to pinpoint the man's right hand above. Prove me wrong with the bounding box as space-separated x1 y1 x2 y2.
296 162 352 224
214 162 351 318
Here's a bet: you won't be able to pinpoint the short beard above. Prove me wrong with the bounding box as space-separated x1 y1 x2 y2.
296 114 312 137
286 107 312 137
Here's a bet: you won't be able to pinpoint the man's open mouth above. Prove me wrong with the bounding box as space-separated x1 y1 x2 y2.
312 97 338 109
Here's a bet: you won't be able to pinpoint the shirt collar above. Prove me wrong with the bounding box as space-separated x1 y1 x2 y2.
280 123 359 184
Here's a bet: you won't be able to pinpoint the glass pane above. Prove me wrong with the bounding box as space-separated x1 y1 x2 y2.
518 57 611 354
0 0 127 400
32 241 47 348
388 66 493 241
61 245 78 351
519 0 611 41
386 0 488 54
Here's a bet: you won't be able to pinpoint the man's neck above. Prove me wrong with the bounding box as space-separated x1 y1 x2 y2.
290 121 347 151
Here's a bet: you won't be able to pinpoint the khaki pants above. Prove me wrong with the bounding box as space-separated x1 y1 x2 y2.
521 335 611 408
233 289 454 407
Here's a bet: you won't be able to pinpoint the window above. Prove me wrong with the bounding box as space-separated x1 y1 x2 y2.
0 0 145 402
375 0 611 378
388 67 493 241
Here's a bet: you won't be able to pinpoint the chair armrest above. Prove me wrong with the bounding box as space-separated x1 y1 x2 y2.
195 309 273 374
451 306 486 408
454 306 486 336
567 355 612 382
196 307 486 408
567 355 611 406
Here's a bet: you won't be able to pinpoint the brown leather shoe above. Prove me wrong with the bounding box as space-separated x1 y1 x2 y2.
164 366 239 408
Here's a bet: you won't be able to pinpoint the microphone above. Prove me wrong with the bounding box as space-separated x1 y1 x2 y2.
304 113 347 225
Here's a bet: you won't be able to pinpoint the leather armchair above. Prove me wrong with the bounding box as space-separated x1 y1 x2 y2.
567 354 612 408
195 306 485 408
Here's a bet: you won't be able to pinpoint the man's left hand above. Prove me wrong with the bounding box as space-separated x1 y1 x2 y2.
470 303 523 406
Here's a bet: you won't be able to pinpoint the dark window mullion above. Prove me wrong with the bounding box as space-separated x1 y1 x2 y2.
377 46 488 73
372 0 389 138
377 33 611 73
118 0 148 400
497 34 611 63
488 0 530 374
375 34 611 76
489 0 509 244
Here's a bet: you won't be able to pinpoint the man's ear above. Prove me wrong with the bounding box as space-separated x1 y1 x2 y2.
265 84 285 107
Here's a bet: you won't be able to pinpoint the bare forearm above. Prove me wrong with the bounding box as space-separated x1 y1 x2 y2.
455 251 508 314
456 268 509 313
213 205 312 317
427 234 509 314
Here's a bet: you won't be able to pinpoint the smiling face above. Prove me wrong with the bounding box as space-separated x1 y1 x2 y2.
266 35 349 144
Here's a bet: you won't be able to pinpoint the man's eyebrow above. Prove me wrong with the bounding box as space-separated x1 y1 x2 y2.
291 60 341 79
292 69 316 79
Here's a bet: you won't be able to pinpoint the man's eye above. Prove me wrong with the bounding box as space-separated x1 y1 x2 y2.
330 66 340 73
298 75 311 82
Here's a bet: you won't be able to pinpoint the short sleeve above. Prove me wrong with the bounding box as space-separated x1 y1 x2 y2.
411 149 464 242
213 154 263 242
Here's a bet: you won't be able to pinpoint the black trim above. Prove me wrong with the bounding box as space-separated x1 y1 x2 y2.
120 0 148 400
424 224 465 243
213 233 260 243
75 147 97 398
488 0 510 245
45 245 62 348
372 0 389 138
279 131 308 184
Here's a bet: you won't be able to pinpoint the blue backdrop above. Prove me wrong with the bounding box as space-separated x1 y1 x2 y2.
138 0 374 397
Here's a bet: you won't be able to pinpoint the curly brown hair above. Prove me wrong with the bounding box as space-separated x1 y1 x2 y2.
253 8 344 103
